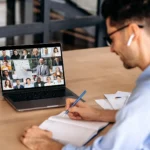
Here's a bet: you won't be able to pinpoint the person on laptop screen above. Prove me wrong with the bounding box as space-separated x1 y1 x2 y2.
52 47 60 57
1 60 12 71
55 76 64 85
34 77 44 87
44 76 54 86
53 66 63 78
24 78 34 88
52 57 62 66
14 79 24 89
3 79 13 90
25 58 50 76
11 50 20 59
31 48 41 59
0 50 10 60
41 48 51 57
2 70 13 80
21 49 31 59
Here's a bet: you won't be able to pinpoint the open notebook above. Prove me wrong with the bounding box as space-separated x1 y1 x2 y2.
39 112 108 147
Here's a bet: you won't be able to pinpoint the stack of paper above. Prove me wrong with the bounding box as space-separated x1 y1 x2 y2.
95 91 131 110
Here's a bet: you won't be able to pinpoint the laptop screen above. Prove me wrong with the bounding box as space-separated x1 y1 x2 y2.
0 44 65 91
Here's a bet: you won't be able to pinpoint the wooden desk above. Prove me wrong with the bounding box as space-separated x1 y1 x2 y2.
0 47 141 150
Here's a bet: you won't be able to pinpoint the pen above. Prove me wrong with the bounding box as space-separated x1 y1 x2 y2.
115 97 121 99
64 90 87 115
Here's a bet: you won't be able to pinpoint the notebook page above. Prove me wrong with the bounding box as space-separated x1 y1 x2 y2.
48 112 108 131
39 119 96 147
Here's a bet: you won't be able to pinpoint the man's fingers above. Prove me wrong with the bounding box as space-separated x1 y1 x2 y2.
68 112 75 118
68 113 82 120
65 98 76 110
74 116 82 120
24 125 37 132
69 106 82 114
66 98 86 110
31 125 38 129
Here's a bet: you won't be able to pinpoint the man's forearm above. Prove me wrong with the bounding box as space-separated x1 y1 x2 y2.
98 110 118 122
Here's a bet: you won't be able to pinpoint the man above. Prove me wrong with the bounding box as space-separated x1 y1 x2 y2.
21 0 150 149
34 77 45 87
21 49 31 59
0 50 10 60
14 79 24 89
2 70 13 80
42 48 51 57
25 58 50 76
52 57 62 66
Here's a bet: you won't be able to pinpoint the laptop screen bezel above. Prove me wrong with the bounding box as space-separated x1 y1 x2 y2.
0 43 66 93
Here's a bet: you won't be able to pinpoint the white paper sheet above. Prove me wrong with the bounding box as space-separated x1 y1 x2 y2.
104 94 128 109
95 99 113 110
115 91 131 97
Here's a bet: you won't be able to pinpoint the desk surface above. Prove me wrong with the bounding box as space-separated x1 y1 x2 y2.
0 47 141 150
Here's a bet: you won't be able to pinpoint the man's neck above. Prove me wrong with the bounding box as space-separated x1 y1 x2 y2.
138 42 150 71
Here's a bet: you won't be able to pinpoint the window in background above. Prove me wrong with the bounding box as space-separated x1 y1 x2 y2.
1 0 103 50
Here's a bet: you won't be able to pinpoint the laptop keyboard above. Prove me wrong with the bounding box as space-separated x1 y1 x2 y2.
7 89 70 102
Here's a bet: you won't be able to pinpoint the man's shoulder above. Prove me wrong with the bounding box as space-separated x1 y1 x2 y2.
117 87 150 121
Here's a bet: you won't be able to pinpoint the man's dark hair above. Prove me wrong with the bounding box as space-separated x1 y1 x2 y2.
102 0 150 26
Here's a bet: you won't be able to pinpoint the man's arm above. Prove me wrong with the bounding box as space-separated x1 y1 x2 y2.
66 98 118 122
98 109 118 122
26 67 37 72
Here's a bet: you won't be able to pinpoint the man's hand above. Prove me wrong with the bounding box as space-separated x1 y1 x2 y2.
66 98 102 121
66 98 117 122
20 126 63 150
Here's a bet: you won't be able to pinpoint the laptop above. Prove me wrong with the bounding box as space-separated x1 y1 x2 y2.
0 43 79 111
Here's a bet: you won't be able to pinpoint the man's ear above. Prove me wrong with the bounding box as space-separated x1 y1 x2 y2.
126 24 141 46
128 24 141 41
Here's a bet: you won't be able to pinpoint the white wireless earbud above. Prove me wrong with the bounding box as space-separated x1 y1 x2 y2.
127 34 135 46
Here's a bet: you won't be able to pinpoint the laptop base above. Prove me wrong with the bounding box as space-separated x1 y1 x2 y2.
4 88 78 111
